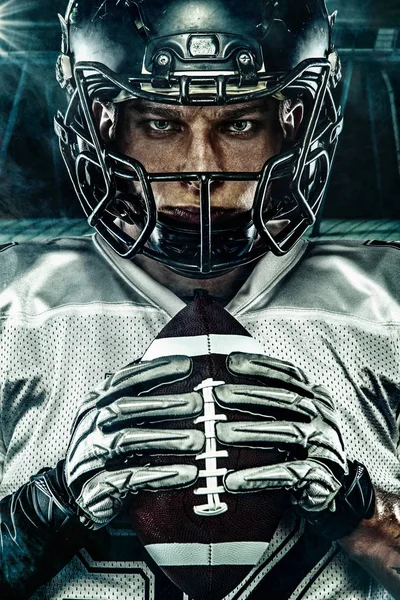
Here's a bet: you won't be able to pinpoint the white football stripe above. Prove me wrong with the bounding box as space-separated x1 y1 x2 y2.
145 541 269 566
142 334 264 361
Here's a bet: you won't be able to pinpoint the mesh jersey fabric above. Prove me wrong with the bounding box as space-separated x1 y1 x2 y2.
0 233 399 600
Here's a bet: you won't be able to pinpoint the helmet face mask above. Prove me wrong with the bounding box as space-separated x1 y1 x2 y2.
55 0 343 278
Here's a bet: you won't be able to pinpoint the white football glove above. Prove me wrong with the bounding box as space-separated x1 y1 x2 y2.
214 352 348 517
65 355 204 529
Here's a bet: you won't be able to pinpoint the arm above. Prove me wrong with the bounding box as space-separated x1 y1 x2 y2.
0 463 87 599
0 378 78 598
339 489 400 600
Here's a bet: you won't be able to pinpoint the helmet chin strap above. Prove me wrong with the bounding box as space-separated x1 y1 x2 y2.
145 218 291 279
145 215 258 279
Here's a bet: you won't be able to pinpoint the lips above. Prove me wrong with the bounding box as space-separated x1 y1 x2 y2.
162 207 238 226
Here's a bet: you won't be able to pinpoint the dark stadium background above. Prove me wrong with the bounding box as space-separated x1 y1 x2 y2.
0 0 399 242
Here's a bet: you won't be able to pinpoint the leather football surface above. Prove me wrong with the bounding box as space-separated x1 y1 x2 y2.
129 295 290 600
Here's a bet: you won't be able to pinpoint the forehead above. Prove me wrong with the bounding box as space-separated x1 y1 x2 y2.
122 98 278 120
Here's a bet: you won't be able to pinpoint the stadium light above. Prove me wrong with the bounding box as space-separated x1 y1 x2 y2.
0 0 39 53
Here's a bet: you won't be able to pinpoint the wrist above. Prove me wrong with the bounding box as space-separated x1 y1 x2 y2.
28 460 83 535
306 460 375 540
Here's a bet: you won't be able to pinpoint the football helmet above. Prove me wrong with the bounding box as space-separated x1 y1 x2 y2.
55 0 342 278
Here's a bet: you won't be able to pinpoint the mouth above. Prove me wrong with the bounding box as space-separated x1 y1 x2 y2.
161 207 242 226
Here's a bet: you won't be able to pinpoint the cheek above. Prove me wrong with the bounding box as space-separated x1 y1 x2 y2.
116 125 185 172
218 135 283 172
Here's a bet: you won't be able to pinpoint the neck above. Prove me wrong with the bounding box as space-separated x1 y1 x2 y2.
133 253 257 305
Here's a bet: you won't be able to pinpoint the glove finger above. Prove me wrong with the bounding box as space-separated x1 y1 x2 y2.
77 464 198 527
68 425 205 481
224 460 341 512
214 383 340 437
216 420 345 467
71 355 193 433
214 384 321 420
73 356 193 431
97 355 193 407
227 352 310 387
98 391 203 429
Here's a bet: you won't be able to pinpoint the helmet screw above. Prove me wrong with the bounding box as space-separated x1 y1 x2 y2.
157 53 170 66
238 52 251 65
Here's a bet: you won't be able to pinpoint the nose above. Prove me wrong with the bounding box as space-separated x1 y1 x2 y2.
179 127 223 192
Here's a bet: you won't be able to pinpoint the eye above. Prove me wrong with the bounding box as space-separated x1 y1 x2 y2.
223 120 254 134
148 120 176 131
232 121 251 131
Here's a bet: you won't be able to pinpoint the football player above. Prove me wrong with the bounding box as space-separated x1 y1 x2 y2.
0 0 399 599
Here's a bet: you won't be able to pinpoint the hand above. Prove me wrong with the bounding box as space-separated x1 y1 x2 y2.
64 355 204 529
214 352 348 517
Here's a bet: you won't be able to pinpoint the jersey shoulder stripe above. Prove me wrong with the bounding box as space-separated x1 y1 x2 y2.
365 240 400 251
0 242 18 253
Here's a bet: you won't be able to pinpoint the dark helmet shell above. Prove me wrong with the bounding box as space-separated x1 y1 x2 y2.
55 0 342 276
61 0 335 96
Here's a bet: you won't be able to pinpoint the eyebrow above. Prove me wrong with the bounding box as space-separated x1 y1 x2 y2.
127 100 273 120
128 102 186 120
214 103 273 120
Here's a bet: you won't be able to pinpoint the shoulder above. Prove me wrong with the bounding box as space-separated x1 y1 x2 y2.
304 238 400 276
0 236 133 315
278 239 400 323
0 235 97 285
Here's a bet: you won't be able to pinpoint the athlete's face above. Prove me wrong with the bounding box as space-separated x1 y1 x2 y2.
98 98 302 225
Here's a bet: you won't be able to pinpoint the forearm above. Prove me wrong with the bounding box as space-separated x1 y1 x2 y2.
0 465 87 599
339 489 400 599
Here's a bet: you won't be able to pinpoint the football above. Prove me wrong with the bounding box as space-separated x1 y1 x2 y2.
130 293 290 600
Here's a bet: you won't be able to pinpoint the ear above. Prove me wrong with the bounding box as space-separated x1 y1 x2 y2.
92 100 118 143
281 99 304 142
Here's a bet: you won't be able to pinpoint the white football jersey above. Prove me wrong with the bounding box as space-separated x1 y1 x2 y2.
0 233 399 600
